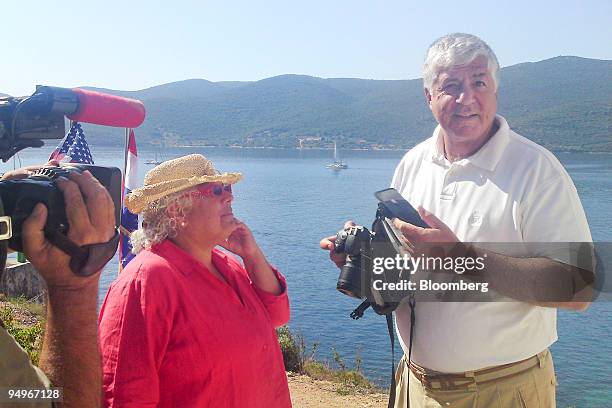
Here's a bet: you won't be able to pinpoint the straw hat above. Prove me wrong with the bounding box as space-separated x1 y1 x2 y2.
125 154 242 213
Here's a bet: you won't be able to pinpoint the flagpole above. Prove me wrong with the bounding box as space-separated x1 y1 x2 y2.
121 128 129 223
122 128 130 190
119 127 130 274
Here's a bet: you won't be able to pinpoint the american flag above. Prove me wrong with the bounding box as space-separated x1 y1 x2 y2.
119 129 139 270
49 122 94 164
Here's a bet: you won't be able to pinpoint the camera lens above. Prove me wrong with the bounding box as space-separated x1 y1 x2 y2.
337 258 363 299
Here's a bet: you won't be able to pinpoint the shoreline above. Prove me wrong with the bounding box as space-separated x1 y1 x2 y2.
135 144 612 154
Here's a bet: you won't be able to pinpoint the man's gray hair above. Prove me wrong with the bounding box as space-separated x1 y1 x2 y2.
423 33 500 91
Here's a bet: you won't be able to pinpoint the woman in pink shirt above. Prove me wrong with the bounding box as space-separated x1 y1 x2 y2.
98 154 291 407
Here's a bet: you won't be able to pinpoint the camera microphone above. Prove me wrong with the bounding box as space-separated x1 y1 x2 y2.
1 86 146 161
68 88 145 128
33 86 146 128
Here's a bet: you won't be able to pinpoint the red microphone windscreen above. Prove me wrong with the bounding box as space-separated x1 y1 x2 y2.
68 88 146 128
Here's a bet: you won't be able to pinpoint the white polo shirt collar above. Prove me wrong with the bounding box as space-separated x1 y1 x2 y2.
426 115 511 172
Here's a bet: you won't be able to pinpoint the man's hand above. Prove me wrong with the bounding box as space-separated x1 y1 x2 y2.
1 160 60 181
319 220 355 268
21 170 115 287
392 207 459 245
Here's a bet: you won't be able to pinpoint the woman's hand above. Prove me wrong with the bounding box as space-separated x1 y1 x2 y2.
222 219 282 295
223 219 262 260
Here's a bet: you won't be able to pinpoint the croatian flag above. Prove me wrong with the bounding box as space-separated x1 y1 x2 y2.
49 122 94 164
119 129 139 270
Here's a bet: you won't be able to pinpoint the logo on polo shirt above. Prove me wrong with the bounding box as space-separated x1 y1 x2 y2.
469 210 483 226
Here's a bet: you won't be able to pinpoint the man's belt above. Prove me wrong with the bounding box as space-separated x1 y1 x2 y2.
408 350 547 391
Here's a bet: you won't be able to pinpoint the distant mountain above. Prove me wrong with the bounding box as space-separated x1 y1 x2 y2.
83 78 244 100
4 56 611 152
496 56 611 152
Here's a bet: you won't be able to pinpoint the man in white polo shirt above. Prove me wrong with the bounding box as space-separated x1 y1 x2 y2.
321 33 593 408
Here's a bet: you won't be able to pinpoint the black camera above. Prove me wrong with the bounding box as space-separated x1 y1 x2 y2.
334 215 404 310
0 164 121 251
0 164 122 276
334 189 428 309
335 225 372 299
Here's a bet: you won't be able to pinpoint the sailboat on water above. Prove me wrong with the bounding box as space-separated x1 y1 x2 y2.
146 137 166 165
145 151 163 165
326 142 348 170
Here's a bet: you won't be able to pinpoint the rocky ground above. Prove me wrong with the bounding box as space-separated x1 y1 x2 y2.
0 298 43 325
287 372 388 408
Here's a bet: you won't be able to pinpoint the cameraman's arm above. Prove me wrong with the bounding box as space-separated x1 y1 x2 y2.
22 171 115 408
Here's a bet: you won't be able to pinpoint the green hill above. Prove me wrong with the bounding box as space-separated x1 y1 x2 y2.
6 56 611 152
496 57 611 152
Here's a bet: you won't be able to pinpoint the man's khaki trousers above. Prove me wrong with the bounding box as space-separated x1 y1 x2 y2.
394 349 556 408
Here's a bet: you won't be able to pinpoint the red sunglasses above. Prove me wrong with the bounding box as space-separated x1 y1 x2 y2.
191 183 232 198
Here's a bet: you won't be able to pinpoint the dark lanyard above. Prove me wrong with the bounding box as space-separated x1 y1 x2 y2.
351 294 416 408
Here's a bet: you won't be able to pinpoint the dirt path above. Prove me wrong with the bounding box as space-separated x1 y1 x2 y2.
287 373 387 408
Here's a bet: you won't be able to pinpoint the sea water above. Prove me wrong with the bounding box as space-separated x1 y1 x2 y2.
5 146 611 407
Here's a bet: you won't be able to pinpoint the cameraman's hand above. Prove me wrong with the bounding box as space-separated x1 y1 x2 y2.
1 160 60 181
22 170 115 288
392 207 458 245
319 220 355 269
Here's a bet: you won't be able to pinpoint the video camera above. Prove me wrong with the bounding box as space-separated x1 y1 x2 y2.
0 86 145 276
0 86 76 161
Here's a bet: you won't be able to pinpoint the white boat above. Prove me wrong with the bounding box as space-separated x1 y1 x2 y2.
146 151 164 165
326 142 348 170
145 145 166 166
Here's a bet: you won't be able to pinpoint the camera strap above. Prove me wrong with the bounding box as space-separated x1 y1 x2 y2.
406 295 416 407
350 295 415 408
386 295 415 408
45 228 120 277
385 313 396 408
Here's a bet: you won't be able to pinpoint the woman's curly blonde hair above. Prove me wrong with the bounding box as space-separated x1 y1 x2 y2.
129 187 197 253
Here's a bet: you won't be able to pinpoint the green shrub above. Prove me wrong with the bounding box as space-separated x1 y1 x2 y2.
276 325 305 372
276 325 380 395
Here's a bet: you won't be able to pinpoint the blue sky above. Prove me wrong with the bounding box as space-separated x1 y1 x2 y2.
3 0 610 96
